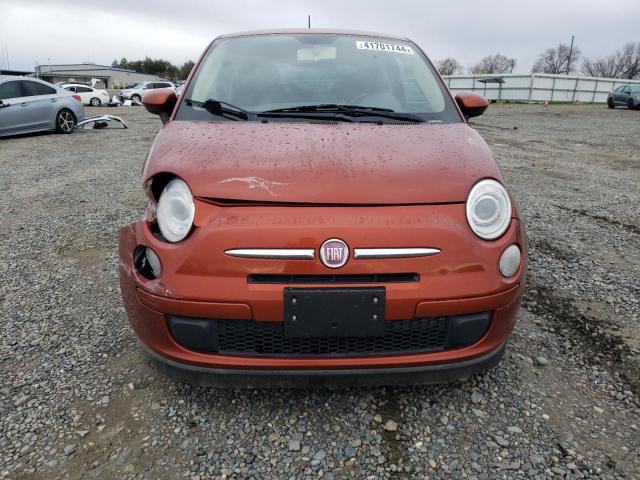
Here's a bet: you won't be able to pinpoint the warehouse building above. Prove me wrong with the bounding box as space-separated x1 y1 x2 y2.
35 63 165 89
0 69 33 76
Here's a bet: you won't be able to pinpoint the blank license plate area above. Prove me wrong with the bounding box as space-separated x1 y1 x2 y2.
284 287 385 338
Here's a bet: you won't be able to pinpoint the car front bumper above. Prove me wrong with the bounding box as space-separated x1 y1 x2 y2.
119 201 526 385
142 339 508 387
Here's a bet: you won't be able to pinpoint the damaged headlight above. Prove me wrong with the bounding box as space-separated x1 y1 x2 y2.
466 179 512 240
157 178 195 242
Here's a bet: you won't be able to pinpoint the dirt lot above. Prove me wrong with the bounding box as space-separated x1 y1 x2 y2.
0 104 638 479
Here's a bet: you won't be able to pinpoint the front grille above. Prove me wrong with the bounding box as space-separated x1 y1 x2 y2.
248 273 419 284
168 316 458 357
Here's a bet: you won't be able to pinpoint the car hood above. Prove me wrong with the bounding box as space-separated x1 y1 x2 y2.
143 121 503 204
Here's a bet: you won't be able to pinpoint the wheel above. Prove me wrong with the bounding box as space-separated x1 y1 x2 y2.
131 94 141 103
55 109 75 134
607 98 614 109
89 97 101 107
628 98 635 110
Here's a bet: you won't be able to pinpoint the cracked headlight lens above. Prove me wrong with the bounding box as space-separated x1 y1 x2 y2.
157 178 195 242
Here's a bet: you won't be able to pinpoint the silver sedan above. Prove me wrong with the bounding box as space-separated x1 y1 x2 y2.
0 76 85 138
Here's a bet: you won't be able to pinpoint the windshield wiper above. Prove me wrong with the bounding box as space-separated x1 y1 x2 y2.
263 104 394 113
261 104 424 123
185 98 251 120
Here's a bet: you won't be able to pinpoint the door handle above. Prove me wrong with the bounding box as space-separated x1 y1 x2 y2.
20 102 28 107
50 98 57 102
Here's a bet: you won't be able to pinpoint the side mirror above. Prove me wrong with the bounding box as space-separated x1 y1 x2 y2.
143 89 177 124
455 92 489 121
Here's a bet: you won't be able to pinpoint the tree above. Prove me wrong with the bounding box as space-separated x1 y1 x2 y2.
582 42 640 79
469 54 516 74
532 43 581 74
581 56 623 78
436 58 462 75
179 60 195 80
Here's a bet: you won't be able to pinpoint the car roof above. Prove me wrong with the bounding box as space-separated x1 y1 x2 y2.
0 75 56 85
217 28 410 41
0 75 33 82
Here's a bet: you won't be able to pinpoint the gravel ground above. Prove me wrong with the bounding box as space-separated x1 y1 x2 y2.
0 105 638 479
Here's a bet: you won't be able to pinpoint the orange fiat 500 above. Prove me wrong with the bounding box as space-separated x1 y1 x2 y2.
119 29 526 387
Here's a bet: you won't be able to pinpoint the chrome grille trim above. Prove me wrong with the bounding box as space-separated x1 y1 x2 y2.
225 249 315 260
353 248 440 259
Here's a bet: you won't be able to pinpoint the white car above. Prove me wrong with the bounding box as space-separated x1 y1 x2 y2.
61 83 110 107
119 81 175 103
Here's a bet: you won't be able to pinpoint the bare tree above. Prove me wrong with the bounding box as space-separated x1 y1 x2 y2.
436 58 462 75
581 56 623 78
582 42 640 79
618 42 640 79
469 54 516 75
532 43 581 74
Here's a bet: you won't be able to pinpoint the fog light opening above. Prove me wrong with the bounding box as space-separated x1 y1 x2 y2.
134 246 162 280
499 244 521 277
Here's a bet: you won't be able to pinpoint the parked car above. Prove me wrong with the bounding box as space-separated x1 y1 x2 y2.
119 29 526 387
175 82 185 97
119 81 175 103
61 83 110 106
607 84 640 109
0 76 85 137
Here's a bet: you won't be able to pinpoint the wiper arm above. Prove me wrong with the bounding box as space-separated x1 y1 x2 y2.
263 104 395 113
185 98 251 120
261 104 424 123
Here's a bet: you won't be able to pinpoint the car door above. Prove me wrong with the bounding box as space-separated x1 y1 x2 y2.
620 86 632 104
76 86 93 105
19 80 59 130
615 86 629 104
141 83 159 99
0 80 29 135
612 86 625 104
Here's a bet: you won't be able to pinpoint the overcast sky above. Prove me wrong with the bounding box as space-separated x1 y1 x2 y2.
1 0 638 73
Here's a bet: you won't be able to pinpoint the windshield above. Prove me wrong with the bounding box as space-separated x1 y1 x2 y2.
128 83 143 89
178 33 460 123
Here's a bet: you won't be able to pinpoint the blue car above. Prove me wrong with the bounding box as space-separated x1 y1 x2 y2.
607 84 640 110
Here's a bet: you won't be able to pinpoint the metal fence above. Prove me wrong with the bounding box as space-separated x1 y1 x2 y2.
442 73 640 103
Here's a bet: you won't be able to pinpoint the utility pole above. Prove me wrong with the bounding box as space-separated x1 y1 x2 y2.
307 15 311 28
566 35 574 75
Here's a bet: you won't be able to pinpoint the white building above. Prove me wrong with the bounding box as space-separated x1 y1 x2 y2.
35 63 165 89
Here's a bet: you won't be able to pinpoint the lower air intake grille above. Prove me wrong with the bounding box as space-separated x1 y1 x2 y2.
215 317 448 356
165 312 492 358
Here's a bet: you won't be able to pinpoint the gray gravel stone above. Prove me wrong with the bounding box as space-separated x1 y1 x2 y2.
63 445 76 456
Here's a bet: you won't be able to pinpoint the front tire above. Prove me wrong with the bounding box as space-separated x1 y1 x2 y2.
628 98 636 110
90 97 101 107
607 98 614 109
55 109 75 134
131 94 141 103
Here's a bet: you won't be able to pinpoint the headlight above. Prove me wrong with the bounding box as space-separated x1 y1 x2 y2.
466 179 512 240
157 178 195 242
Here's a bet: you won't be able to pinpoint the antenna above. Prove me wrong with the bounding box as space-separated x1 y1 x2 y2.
307 15 311 28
